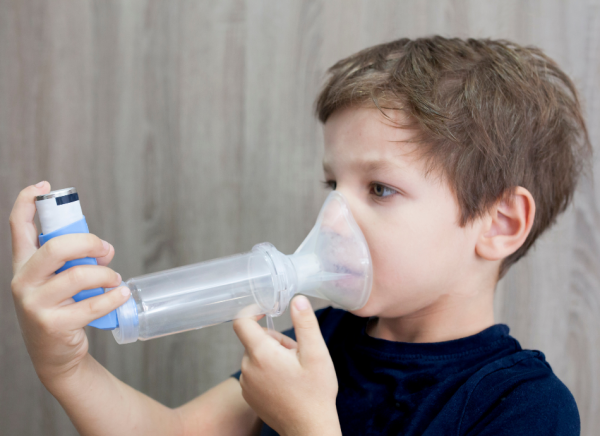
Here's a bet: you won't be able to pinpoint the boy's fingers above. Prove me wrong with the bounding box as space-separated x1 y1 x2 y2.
265 329 298 350
96 243 115 267
10 182 51 272
290 296 329 366
19 233 111 282
56 286 131 329
232 316 269 353
37 265 122 307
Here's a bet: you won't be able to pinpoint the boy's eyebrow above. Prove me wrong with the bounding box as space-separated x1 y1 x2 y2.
322 158 401 174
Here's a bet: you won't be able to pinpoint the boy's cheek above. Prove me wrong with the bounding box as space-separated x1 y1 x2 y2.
366 248 451 316
362 209 467 314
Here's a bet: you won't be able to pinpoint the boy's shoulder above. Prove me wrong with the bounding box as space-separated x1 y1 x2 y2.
457 349 580 434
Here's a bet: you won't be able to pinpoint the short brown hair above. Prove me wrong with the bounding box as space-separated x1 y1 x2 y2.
315 36 591 279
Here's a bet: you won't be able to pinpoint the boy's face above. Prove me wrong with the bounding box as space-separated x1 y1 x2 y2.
322 106 488 319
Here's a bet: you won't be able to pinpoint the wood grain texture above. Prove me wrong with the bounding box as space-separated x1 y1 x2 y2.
1 1 598 434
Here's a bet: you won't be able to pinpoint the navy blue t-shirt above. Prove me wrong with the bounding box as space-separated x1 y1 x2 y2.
231 306 579 435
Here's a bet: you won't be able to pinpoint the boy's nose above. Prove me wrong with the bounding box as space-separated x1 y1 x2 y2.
320 190 362 239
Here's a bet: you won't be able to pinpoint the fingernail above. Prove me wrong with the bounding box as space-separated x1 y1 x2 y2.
116 272 122 283
120 286 130 297
101 239 110 252
35 181 45 188
294 296 310 311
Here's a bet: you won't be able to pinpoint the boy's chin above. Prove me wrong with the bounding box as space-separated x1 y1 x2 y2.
346 301 379 319
346 298 413 319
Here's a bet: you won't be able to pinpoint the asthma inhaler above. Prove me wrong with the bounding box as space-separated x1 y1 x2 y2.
35 187 371 345
35 187 120 329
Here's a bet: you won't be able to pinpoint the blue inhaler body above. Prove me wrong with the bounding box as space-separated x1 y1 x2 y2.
35 188 118 329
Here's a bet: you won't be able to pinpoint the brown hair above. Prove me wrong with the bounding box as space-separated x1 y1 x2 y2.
316 36 591 278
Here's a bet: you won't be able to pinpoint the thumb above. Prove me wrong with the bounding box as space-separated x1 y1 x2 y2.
291 295 328 367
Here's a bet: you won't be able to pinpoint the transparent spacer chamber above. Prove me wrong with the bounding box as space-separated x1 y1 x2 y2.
112 191 373 344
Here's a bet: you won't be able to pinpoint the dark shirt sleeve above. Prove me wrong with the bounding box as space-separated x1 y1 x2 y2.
462 365 580 436
230 306 332 380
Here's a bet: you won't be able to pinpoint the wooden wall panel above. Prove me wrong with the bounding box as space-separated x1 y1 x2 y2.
1 1 598 434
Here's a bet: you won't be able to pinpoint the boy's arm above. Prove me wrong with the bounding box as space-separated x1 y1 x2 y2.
176 378 263 436
44 353 183 435
10 183 260 436
47 353 261 436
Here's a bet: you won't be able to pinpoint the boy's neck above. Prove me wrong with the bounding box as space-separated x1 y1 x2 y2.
365 289 496 344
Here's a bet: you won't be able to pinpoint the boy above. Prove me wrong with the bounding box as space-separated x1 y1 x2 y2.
10 37 590 435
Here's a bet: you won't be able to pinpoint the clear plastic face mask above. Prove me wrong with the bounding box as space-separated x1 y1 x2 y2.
290 190 373 311
111 190 373 344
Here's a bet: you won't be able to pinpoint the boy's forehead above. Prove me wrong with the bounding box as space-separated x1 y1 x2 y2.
322 107 422 175
322 154 408 175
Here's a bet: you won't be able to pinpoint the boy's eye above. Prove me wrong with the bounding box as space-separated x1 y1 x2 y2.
321 180 397 198
371 183 397 198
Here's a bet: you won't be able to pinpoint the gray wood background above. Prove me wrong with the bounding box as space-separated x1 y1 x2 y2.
1 1 599 434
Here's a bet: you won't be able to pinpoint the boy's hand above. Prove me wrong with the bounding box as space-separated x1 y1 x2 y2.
233 296 342 436
9 182 130 385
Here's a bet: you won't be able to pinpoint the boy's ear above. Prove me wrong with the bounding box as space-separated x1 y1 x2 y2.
475 187 536 261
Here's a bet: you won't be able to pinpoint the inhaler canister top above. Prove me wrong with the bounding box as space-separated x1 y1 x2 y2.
35 187 83 235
